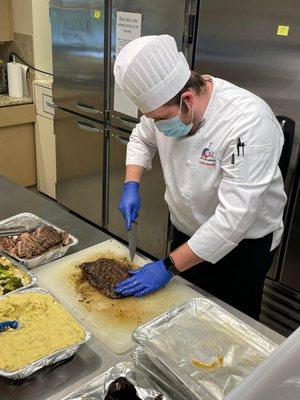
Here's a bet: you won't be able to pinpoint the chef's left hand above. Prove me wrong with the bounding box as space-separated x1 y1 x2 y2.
115 260 173 297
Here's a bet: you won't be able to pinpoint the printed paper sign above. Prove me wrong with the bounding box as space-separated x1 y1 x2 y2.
42 94 55 116
114 11 142 119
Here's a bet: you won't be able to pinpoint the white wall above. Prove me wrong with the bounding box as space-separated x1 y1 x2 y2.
11 0 53 76
31 0 53 75
11 0 33 35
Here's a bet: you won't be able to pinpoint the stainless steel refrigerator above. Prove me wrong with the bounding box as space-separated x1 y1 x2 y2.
51 0 107 226
107 0 197 258
193 0 300 334
50 0 197 258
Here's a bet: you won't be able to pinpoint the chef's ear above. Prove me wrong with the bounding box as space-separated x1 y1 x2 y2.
181 90 194 108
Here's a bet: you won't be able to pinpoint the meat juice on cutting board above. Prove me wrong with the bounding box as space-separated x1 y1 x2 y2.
69 254 150 328
35 239 199 353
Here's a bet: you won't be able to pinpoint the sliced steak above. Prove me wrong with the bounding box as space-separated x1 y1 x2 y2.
0 226 70 259
80 258 131 299
16 226 68 258
0 237 16 252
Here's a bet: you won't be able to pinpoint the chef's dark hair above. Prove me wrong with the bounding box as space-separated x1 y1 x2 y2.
165 71 206 112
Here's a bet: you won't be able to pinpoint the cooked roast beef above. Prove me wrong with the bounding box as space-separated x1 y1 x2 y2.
104 377 142 400
104 377 163 400
0 226 69 259
0 237 15 252
80 258 131 299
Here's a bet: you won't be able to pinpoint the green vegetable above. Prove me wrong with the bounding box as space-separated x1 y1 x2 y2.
0 261 24 294
3 277 23 294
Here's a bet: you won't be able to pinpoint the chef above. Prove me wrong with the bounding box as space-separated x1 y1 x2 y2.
114 35 286 320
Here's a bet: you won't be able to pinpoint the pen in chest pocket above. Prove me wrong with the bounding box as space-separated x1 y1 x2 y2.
237 137 245 156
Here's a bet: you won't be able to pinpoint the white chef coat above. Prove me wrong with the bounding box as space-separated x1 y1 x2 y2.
126 76 287 263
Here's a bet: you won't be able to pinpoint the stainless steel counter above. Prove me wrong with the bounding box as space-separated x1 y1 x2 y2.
0 175 285 400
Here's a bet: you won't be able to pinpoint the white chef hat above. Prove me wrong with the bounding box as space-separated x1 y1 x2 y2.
114 35 191 113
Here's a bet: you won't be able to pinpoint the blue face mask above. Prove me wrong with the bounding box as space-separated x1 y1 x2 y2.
154 97 194 138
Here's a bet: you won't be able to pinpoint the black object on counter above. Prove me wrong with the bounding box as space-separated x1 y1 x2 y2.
104 377 142 400
104 377 163 400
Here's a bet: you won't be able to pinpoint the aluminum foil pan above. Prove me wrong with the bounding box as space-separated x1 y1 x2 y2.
0 287 92 380
0 213 78 269
61 361 173 400
0 253 37 296
133 297 278 400
132 345 198 400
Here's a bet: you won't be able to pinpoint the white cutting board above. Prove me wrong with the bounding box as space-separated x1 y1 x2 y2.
35 239 199 354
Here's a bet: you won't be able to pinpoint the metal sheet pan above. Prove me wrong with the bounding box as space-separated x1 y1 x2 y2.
61 361 173 400
0 287 91 380
0 254 37 295
0 213 78 269
133 297 278 400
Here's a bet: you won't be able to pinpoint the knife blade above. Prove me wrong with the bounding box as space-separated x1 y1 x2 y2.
128 221 137 262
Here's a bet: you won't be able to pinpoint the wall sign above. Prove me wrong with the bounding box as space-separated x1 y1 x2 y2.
114 11 142 119
42 94 55 116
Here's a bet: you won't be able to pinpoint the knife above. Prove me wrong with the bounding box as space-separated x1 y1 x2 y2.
128 221 137 262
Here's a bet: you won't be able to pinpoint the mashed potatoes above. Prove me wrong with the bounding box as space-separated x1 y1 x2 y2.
0 292 85 371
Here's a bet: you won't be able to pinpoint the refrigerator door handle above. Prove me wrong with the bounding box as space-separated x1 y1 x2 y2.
74 102 100 114
112 134 130 145
188 14 196 44
75 120 101 133
114 116 137 129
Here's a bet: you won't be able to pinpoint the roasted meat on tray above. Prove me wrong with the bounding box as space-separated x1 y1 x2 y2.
0 226 69 259
104 377 163 400
80 258 131 299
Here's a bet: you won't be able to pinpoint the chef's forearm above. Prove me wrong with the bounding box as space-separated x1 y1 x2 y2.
125 165 145 183
170 242 204 272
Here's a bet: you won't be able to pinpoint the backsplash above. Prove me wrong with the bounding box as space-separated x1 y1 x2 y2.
0 33 35 96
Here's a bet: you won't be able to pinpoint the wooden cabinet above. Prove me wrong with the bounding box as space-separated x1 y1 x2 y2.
0 0 13 42
0 103 36 187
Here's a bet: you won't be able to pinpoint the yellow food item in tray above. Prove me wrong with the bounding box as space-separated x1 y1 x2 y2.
0 292 85 372
192 355 224 370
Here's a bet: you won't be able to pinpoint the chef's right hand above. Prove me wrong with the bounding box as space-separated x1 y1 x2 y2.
119 181 141 231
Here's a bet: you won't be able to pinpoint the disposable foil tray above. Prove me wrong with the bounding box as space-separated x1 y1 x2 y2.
0 287 92 380
0 213 78 269
0 254 37 295
61 361 174 400
132 345 198 400
133 297 278 400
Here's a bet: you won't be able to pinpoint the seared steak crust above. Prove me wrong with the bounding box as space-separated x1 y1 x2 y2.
80 258 131 299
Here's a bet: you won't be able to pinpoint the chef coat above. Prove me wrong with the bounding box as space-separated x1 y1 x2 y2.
126 76 287 263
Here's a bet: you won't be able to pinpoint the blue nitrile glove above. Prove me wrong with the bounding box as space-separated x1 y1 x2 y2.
0 320 18 332
119 181 141 231
115 260 173 298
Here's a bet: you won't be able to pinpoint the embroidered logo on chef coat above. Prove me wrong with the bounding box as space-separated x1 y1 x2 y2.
199 142 216 167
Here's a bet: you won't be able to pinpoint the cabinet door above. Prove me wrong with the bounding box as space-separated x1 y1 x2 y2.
51 0 105 120
194 0 300 142
55 108 104 225
108 128 169 259
110 0 188 130
35 115 56 199
0 0 13 42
